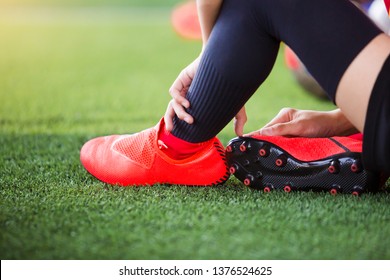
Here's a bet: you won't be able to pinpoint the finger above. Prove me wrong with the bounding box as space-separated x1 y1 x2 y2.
234 118 245 137
164 102 175 132
169 71 193 107
260 122 303 137
243 130 259 137
262 107 296 129
171 100 194 124
234 107 247 136
171 69 193 92
169 88 191 109
244 122 295 137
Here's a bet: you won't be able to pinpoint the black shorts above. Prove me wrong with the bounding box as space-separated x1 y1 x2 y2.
363 55 390 174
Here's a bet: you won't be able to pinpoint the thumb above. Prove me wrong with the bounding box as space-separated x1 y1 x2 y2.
234 117 246 136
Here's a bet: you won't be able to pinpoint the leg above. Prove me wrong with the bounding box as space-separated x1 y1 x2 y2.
172 0 280 142
335 34 390 133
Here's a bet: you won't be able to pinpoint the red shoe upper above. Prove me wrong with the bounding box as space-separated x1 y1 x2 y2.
80 119 229 186
250 135 362 162
385 0 390 16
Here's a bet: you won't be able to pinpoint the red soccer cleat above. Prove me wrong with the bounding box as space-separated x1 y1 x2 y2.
80 119 229 186
226 135 380 195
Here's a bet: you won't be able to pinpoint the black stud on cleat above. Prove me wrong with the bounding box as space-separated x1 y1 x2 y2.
243 175 254 186
351 160 362 173
328 160 340 174
283 185 292 193
226 145 233 153
259 144 270 157
229 164 238 175
255 171 263 179
330 184 342 195
330 188 338 195
352 186 364 196
239 141 251 152
264 183 274 193
275 154 288 167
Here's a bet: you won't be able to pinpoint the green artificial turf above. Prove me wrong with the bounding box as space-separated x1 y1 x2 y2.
1 6 390 260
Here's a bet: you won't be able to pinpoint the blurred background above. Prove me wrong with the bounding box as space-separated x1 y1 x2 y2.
0 0 338 137
1 1 389 137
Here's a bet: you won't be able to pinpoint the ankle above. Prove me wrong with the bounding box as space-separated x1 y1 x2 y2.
158 127 206 160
